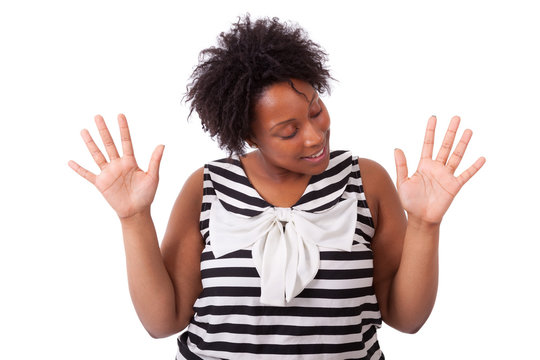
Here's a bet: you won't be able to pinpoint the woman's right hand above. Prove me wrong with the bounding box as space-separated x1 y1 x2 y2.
68 114 165 220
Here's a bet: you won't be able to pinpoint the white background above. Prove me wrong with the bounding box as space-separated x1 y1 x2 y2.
1 0 538 359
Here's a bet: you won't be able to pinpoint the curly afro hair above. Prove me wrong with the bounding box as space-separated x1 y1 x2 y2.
184 15 332 156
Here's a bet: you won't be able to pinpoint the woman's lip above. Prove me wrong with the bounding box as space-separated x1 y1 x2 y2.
305 147 324 158
302 145 327 161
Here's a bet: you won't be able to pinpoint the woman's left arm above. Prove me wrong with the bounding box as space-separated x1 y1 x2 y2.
365 115 485 333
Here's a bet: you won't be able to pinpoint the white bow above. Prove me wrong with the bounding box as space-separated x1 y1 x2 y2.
209 197 358 306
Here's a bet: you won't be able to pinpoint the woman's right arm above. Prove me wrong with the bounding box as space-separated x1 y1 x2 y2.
69 114 204 338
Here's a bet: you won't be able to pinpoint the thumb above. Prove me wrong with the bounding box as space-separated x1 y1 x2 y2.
394 148 408 188
147 144 165 178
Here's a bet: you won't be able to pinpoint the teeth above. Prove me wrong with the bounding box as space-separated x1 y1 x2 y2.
308 148 324 158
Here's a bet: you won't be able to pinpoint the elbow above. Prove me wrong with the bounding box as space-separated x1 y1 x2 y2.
146 325 184 339
144 319 189 339
147 332 163 339
382 309 427 334
147 329 172 339
385 322 424 335
145 324 176 339
390 318 427 334
400 323 423 334
380 299 433 334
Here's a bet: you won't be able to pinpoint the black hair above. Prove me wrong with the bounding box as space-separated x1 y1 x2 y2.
184 15 332 156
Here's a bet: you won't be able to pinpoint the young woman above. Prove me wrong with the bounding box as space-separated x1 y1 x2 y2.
69 16 485 359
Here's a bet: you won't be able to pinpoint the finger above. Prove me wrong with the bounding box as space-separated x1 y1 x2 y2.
447 129 472 173
147 145 165 178
394 148 408 188
421 115 437 159
456 156 486 187
95 115 120 161
81 128 108 169
68 160 97 184
118 114 134 157
435 116 460 164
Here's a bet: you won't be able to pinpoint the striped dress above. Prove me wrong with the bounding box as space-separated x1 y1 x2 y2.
177 150 384 359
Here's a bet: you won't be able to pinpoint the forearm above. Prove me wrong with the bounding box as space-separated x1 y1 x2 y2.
386 217 440 333
120 210 180 337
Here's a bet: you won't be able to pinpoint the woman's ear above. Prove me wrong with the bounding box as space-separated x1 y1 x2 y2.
245 137 258 148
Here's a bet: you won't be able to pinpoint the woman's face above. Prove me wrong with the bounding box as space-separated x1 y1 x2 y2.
248 79 331 177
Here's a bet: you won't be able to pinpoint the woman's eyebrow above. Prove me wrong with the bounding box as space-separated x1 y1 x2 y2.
309 91 319 106
270 91 319 131
270 118 295 131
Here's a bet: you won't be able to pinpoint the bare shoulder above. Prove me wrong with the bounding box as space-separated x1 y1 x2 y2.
172 166 205 213
357 157 393 183
161 166 205 268
182 167 205 204
180 166 205 203
357 158 396 227
162 166 205 246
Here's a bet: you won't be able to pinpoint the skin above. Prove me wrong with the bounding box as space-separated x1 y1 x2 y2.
68 115 203 337
242 80 331 207
68 79 485 338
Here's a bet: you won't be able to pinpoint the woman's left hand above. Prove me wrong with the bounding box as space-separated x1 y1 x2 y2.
394 115 486 225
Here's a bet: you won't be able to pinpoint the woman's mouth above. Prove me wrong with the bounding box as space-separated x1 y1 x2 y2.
302 146 327 162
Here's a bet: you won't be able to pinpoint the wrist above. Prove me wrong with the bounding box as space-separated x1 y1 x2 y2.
406 214 441 232
119 208 152 226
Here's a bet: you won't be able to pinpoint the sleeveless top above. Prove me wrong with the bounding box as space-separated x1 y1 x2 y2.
177 150 384 360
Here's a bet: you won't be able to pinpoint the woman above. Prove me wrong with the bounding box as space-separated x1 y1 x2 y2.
69 16 485 359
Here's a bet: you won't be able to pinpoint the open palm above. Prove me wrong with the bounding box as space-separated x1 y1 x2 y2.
394 116 485 224
69 114 165 219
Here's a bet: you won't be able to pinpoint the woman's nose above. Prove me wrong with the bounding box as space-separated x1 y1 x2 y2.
303 121 325 146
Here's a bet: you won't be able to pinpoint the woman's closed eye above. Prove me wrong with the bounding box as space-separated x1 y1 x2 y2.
280 127 299 139
309 100 323 118
311 108 323 118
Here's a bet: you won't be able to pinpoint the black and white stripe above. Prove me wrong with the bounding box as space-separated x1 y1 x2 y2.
177 150 384 360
